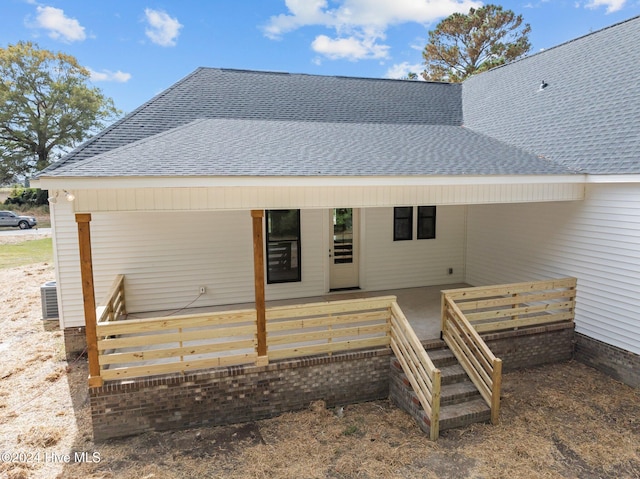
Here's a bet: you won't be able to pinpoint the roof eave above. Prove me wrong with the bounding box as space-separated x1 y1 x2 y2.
35 173 587 190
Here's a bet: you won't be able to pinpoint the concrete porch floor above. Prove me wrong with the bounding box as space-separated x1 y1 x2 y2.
130 283 469 341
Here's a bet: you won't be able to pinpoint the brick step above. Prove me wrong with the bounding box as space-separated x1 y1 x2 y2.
426 348 457 368
390 342 493 438
422 339 446 351
439 364 467 385
439 398 491 431
440 380 481 406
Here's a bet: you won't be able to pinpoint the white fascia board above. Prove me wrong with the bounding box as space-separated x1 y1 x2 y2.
36 174 587 190
586 174 640 184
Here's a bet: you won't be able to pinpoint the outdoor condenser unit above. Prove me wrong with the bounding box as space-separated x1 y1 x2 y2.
41 281 59 320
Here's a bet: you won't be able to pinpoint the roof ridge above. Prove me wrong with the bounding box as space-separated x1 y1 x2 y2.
201 66 454 86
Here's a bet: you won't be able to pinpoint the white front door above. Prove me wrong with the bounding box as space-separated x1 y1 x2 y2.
329 208 359 290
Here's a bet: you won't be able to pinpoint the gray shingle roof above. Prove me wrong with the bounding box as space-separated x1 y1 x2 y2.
40 68 462 176
41 16 638 180
48 118 572 177
463 15 640 175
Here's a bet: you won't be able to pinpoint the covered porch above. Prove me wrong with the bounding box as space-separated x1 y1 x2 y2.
64 187 581 440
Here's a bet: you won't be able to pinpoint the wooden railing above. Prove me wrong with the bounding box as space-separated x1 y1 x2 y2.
96 274 126 323
389 302 441 440
93 294 397 383
96 309 258 380
265 296 393 361
442 277 577 333
441 296 502 424
441 277 577 424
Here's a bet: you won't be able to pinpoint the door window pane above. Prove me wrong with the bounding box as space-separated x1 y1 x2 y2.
333 208 353 264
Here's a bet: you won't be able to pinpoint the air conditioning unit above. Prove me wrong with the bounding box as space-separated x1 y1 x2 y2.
41 281 59 320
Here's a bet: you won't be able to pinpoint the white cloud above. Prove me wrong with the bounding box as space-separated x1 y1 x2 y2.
384 61 425 79
264 0 481 61
312 30 390 60
88 68 132 83
264 0 331 39
34 6 86 42
144 8 182 47
583 0 626 12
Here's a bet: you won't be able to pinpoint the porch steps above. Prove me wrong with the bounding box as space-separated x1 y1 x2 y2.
428 343 491 431
390 340 491 436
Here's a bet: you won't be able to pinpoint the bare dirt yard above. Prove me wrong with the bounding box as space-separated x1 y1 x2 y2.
1 241 639 478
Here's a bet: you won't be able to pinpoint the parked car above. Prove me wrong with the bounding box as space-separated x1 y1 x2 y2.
0 211 37 229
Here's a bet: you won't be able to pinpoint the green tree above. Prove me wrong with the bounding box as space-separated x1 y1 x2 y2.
0 41 120 183
4 186 49 207
421 5 531 82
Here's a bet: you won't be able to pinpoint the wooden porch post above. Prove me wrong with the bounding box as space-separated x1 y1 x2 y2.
75 213 103 387
251 210 268 366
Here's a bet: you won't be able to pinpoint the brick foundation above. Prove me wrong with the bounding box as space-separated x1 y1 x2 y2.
90 322 634 442
480 322 575 371
90 348 391 442
574 333 640 388
63 326 87 360
389 358 431 434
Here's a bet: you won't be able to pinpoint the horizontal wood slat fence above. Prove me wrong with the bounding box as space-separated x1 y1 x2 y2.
441 277 577 424
96 309 259 381
93 280 399 378
442 277 577 334
96 274 126 324
264 296 393 361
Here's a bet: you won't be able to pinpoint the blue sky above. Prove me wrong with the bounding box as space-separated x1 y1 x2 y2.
2 0 639 114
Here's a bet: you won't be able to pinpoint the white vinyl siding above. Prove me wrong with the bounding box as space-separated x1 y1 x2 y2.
90 211 254 315
362 206 466 291
465 183 640 355
50 198 83 329
56 209 326 328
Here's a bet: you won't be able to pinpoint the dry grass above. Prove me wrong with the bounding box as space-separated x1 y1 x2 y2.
0 253 639 478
